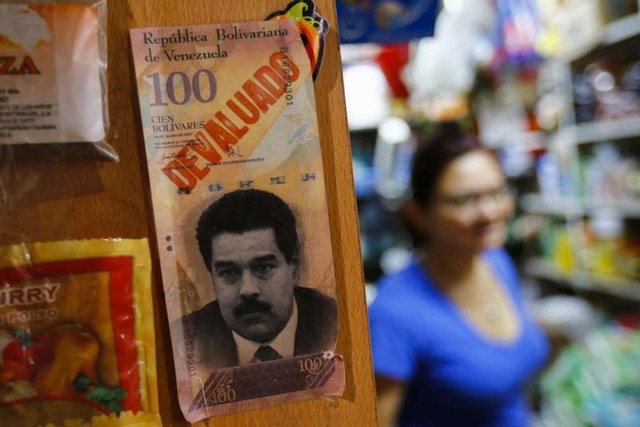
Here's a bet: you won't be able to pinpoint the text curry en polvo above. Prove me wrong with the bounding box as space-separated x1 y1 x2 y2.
0 283 60 308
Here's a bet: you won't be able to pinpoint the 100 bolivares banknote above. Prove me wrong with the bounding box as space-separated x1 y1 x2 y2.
130 18 343 422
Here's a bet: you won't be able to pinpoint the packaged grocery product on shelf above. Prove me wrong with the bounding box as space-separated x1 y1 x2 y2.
536 152 579 200
582 210 623 276
0 239 160 426
579 143 640 202
574 58 640 124
0 0 116 160
540 320 640 427
539 218 577 273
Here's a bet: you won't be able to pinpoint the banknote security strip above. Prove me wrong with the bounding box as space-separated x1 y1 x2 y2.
0 239 160 426
130 13 344 422
0 0 117 161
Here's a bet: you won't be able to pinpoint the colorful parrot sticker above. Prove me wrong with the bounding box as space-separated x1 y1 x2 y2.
266 0 329 81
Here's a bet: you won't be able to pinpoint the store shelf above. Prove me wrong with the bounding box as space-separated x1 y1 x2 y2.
568 13 640 64
602 13 640 46
526 258 640 302
569 118 640 145
520 194 582 216
525 258 575 288
588 199 640 217
521 194 640 218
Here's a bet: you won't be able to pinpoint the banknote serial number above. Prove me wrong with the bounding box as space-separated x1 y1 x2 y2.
148 69 217 106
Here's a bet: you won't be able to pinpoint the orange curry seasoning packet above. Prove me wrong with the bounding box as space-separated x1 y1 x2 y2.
0 239 160 426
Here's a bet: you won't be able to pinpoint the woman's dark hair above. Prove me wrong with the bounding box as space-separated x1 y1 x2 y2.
404 122 491 247
410 122 485 206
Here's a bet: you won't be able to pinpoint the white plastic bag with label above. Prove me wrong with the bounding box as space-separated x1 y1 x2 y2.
0 0 115 160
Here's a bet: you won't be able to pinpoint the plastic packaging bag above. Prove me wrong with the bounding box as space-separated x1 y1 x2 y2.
0 0 116 161
0 239 160 426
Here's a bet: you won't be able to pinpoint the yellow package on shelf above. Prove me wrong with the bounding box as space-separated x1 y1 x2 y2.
0 239 160 426
552 229 576 273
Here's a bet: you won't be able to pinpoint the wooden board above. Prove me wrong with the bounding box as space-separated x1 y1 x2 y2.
0 0 377 425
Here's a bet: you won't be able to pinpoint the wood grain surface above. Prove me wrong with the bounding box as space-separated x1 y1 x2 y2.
0 0 377 425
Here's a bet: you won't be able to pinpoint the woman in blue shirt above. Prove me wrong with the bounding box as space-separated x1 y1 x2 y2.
369 124 549 427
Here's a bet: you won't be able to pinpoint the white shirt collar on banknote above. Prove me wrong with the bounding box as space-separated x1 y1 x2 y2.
233 299 298 365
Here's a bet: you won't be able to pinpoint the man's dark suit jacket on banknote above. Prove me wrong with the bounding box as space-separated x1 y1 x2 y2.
179 286 338 368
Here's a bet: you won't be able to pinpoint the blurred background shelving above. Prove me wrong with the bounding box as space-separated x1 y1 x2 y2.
525 257 640 303
337 0 640 424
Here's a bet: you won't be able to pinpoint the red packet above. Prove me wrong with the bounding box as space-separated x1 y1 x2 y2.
0 239 160 426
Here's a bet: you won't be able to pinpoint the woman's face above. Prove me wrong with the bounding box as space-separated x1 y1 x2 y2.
423 150 513 253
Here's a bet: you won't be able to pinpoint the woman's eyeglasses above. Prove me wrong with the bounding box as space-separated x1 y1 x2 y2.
437 185 514 216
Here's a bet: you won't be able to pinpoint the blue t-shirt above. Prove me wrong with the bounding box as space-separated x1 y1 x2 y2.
369 249 549 427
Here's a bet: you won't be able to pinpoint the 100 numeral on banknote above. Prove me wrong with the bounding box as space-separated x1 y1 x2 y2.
130 17 344 422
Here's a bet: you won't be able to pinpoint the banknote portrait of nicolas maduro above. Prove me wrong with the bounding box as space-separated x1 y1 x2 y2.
178 189 338 369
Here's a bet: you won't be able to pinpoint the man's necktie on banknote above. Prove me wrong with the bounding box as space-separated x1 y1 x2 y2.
255 345 282 362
